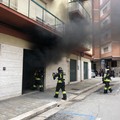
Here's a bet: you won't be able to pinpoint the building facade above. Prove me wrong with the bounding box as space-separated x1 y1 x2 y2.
92 0 120 76
0 0 92 100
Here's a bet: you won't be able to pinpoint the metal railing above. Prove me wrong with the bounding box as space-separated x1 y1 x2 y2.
100 0 110 9
0 0 64 34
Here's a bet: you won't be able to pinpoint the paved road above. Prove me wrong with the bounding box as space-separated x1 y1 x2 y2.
47 83 120 120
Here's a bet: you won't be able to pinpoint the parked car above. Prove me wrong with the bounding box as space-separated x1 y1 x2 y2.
91 70 95 78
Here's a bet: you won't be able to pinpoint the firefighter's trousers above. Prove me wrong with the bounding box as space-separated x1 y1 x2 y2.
54 82 67 100
104 82 112 93
33 80 44 91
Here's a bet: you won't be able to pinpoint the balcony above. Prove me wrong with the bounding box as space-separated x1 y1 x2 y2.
0 0 64 36
100 0 110 9
100 10 110 21
100 23 111 33
68 1 90 22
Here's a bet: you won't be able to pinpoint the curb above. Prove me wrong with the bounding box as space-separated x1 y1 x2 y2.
74 84 104 101
9 102 57 120
30 83 104 120
66 82 102 102
73 82 102 95
9 82 102 120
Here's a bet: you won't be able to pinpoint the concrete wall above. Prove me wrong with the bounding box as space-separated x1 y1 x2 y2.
45 57 69 89
0 44 23 100
45 53 92 89
0 33 31 49
69 54 91 81
0 33 31 100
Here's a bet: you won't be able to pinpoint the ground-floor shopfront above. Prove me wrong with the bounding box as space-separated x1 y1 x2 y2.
92 59 120 77
0 33 92 101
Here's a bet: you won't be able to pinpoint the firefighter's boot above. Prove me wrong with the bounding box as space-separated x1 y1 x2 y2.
54 94 58 98
39 85 44 92
104 90 108 94
62 94 67 100
109 88 112 93
39 87 44 92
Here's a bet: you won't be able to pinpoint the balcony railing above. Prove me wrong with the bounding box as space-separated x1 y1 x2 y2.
68 1 91 22
0 0 64 34
100 0 110 9
100 10 110 21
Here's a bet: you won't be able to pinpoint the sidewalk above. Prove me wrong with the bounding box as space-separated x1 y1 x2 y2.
0 78 103 120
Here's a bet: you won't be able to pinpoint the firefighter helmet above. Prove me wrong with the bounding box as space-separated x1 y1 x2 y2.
105 68 110 73
58 67 62 71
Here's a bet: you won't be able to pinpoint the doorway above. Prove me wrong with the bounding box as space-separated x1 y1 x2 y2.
84 62 88 79
70 59 77 82
22 49 44 94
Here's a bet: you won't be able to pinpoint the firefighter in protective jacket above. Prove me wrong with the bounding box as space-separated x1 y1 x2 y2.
103 69 112 93
33 68 44 91
52 67 67 100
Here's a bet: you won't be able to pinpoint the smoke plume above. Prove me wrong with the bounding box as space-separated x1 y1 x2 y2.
27 18 91 68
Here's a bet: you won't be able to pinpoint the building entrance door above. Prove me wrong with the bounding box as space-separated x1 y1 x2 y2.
70 59 77 82
84 62 88 79
22 49 44 94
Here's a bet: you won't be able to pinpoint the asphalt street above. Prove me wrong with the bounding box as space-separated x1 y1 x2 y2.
47 83 120 120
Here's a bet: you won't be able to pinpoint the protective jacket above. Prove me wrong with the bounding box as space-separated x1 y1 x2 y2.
54 72 65 83
33 70 44 91
53 70 67 100
103 72 112 93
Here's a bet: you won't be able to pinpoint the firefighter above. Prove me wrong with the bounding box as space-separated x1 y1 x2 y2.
103 69 112 94
33 68 44 92
52 67 67 100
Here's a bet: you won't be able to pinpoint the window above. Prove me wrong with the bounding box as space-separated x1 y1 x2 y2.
103 47 109 53
111 61 117 67
101 43 111 54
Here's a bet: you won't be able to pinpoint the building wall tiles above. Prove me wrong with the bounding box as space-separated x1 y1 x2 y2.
45 57 69 89
93 47 101 59
0 44 23 100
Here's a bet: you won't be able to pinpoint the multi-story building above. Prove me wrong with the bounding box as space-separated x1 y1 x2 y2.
0 0 92 100
92 0 120 76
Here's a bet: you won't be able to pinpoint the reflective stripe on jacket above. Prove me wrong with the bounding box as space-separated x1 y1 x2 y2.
35 77 41 80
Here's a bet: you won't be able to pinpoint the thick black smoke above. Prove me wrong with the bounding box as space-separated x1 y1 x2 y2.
94 0 120 42
111 0 120 41
27 18 91 68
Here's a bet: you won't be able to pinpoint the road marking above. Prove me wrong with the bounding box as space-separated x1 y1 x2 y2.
96 118 101 120
61 111 96 120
